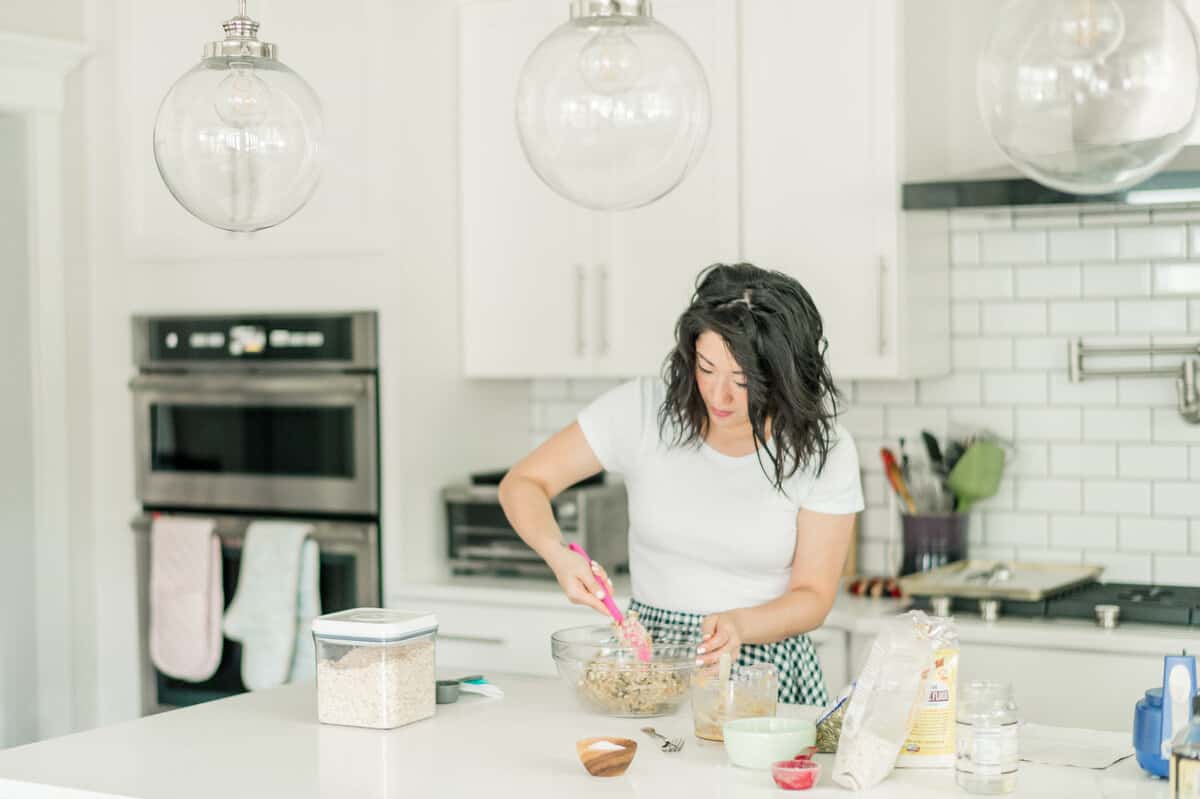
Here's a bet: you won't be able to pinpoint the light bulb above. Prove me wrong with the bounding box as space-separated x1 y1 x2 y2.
213 63 271 125
579 29 642 95
1048 0 1125 62
516 3 710 211
978 0 1200 195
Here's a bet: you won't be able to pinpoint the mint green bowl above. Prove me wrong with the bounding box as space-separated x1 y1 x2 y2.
722 717 816 770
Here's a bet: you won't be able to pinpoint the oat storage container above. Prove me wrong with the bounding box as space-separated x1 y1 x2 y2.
312 608 438 729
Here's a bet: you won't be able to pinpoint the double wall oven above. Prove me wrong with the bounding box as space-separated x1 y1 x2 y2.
130 311 382 711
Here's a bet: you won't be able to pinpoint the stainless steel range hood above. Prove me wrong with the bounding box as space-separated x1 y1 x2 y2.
903 148 1200 210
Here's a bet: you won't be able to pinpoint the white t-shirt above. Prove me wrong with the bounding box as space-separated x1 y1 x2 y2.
577 377 864 615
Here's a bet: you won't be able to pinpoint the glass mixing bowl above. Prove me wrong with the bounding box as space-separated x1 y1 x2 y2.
551 624 701 717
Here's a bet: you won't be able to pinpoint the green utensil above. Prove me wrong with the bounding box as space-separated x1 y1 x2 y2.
946 440 1005 512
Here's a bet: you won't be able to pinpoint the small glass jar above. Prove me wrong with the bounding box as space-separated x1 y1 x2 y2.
312 608 438 730
690 662 778 741
956 680 1019 794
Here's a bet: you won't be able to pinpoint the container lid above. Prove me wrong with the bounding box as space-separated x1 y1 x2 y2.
1146 687 1163 707
311 608 437 642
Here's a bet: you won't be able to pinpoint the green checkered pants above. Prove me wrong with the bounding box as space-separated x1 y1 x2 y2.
628 598 828 706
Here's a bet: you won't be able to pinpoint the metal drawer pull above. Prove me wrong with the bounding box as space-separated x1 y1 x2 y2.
575 263 586 357
439 634 506 645
877 255 887 356
597 263 609 357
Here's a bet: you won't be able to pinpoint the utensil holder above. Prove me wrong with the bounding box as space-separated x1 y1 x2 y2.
900 512 968 576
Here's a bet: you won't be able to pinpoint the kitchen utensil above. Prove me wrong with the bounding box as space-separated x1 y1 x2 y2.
1134 654 1198 777
946 440 1005 512
435 674 486 704
722 717 817 769
880 448 918 513
575 737 637 777
550 624 699 717
943 440 967 473
1094 604 1121 629
898 437 912 481
640 726 685 753
899 560 1102 602
921 430 946 475
567 542 651 663
772 758 821 790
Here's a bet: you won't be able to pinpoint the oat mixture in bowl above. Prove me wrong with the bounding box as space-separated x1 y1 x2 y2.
551 622 701 717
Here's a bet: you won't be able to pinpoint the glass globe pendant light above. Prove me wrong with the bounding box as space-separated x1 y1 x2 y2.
516 0 711 211
153 1 324 232
978 0 1200 195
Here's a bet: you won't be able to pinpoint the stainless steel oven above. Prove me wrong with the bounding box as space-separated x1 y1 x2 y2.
130 312 378 516
130 311 382 712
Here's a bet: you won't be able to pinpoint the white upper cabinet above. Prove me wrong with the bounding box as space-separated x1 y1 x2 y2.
459 0 740 378
741 0 948 380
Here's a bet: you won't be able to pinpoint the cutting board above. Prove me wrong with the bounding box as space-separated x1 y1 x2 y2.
898 560 1103 601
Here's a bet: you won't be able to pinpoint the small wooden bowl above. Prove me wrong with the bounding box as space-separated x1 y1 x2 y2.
575 737 637 777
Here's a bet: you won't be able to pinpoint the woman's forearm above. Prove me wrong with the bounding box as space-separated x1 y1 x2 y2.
497 473 569 566
730 587 834 646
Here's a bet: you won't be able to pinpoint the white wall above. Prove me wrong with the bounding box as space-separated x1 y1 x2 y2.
77 0 531 727
0 0 83 40
0 114 39 748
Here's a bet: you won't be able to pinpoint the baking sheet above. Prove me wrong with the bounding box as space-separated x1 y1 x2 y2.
898 560 1103 601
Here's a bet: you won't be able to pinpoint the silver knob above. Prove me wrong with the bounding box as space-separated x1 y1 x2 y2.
978 599 1001 622
930 596 952 618
1094 604 1121 629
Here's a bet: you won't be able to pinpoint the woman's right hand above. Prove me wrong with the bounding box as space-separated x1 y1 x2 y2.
546 545 613 617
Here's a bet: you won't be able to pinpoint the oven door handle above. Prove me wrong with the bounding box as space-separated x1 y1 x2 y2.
129 374 370 400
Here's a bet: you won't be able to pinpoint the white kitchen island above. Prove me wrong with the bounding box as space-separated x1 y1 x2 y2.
0 673 1166 799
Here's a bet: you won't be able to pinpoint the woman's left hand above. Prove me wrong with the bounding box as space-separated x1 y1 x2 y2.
697 611 743 667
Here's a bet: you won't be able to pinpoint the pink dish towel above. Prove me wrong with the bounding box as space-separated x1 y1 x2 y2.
149 516 223 682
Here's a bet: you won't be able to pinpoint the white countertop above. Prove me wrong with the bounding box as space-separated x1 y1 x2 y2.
0 673 1165 799
392 576 1200 656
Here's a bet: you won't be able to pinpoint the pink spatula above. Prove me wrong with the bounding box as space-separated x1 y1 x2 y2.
568 543 652 663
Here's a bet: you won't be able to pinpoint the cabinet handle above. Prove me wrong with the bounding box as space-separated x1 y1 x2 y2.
439 634 506 645
877 256 887 356
575 263 586 358
596 264 609 357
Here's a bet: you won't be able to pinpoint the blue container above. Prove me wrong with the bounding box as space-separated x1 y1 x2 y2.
1134 687 1168 778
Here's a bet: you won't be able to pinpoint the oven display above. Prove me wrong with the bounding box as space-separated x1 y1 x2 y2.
147 317 353 361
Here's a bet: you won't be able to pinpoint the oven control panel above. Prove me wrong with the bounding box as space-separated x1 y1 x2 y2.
141 315 360 362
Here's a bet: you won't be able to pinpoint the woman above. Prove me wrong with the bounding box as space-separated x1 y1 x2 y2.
498 263 863 704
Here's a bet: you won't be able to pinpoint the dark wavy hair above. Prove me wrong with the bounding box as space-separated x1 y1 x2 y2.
658 263 842 492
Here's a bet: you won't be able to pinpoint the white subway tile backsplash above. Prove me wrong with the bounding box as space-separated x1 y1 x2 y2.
984 512 1049 547
854 438 888 473
1152 207 1200 224
1118 517 1189 553
982 302 1047 334
1049 301 1116 333
1153 555 1200 587
951 233 980 266
569 378 620 399
952 338 1013 370
1117 445 1189 479
1048 373 1116 405
1083 210 1151 227
1013 337 1064 370
1191 300 1200 331
1190 225 1200 258
1117 225 1187 260
1082 264 1151 297
1016 266 1081 298
952 302 981 335
1085 551 1153 582
1050 444 1117 477
859 508 895 542
862 473 888 506
854 380 917 405
1153 408 1200 443
1015 209 1080 229
1083 408 1152 441
1153 263 1200 295
1052 514 1117 549
1083 480 1152 514
1154 482 1200 516
918 373 982 405
885 407 949 439
952 269 1014 300
1010 442 1049 477
1117 377 1177 407
949 407 1015 439
981 230 1047 264
838 405 885 438
531 379 569 401
1018 549 1085 564
983 373 1048 405
1048 229 1114 262
1017 408 1081 441
1015 479 1082 512
1117 299 1188 333
976 479 1015 512
951 209 1013 231
973 545 1018 562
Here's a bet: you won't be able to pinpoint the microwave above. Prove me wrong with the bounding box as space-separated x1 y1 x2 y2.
443 474 628 577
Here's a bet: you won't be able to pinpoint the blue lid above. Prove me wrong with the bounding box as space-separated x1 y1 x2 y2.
1146 687 1163 707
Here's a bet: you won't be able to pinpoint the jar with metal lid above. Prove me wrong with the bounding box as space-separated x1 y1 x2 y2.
955 680 1019 794
312 608 438 729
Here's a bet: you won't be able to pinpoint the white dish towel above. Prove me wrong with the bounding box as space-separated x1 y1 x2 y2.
149 516 223 682
223 520 321 691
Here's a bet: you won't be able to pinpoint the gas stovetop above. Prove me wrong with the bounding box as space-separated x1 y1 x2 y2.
911 582 1200 627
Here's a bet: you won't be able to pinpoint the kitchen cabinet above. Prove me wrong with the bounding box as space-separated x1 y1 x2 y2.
740 0 949 380
459 0 740 378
